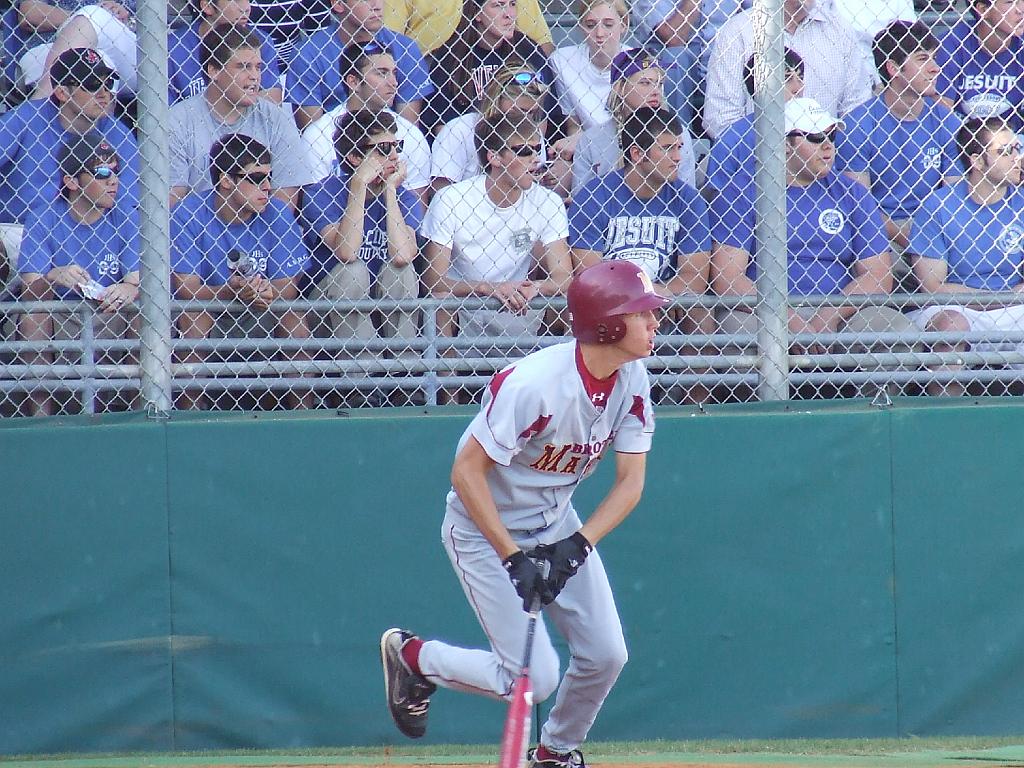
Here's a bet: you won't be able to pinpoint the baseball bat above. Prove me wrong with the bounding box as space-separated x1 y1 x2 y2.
497 593 542 768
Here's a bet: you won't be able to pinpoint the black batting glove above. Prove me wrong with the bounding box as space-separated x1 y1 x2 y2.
502 550 551 612
532 531 593 601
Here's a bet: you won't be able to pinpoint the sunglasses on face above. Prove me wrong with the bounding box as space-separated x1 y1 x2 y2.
360 139 404 155
508 142 542 157
993 142 1024 156
232 170 272 185
77 76 117 93
85 165 118 179
789 128 837 144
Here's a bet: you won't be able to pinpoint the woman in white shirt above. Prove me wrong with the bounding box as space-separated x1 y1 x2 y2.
549 0 630 134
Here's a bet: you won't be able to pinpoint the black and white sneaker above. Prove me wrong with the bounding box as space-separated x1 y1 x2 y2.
380 627 437 739
527 747 586 768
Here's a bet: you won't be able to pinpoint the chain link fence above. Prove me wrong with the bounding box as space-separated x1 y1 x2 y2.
1 0 1021 417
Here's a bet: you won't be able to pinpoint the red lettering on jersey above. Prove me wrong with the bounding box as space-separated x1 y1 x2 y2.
629 395 646 427
519 414 551 440
561 455 581 474
530 444 572 472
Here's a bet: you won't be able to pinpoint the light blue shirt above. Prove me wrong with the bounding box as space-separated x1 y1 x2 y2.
712 170 889 295
568 169 710 283
936 20 1024 125
284 26 433 111
0 99 139 224
834 94 962 221
19 199 140 298
167 22 281 104
909 180 1024 291
171 190 310 283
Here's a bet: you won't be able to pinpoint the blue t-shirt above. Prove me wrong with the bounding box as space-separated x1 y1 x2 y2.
170 189 310 283
0 100 140 224
301 172 423 283
834 95 962 221
568 169 710 283
19 198 140 298
706 113 755 194
712 171 889 295
167 22 282 104
936 20 1024 125
284 26 433 111
909 180 1024 291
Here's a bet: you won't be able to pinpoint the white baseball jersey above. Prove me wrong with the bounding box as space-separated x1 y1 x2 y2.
445 340 655 534
301 105 431 189
421 174 568 283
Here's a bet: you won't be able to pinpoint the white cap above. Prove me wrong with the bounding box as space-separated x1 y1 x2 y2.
784 97 845 135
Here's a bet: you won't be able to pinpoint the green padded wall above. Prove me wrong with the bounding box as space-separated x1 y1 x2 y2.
0 416 173 752
1 401 1023 753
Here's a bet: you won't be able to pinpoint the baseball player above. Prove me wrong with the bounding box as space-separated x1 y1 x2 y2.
381 260 666 768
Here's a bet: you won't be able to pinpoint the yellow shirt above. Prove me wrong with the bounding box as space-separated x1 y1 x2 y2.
383 0 553 54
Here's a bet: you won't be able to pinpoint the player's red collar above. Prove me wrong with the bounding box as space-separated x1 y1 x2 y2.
575 342 617 408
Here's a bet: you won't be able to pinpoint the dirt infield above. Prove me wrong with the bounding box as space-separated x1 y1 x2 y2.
177 761 1024 768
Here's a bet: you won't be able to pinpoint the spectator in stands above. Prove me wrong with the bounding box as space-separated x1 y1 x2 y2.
171 133 313 410
935 0 1024 125
572 48 697 194
285 0 433 130
705 47 805 197
568 107 712 402
248 0 333 72
31 0 137 98
834 20 961 288
384 0 553 55
0 47 139 227
907 117 1024 397
821 0 917 89
421 109 572 357
629 0 747 130
169 25 316 210
710 98 914 354
167 0 282 104
703 0 872 140
421 0 553 134
301 110 421 357
301 40 431 208
549 0 629 135
431 62 554 191
17 131 139 416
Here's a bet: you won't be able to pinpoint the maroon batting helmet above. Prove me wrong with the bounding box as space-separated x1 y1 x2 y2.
568 260 668 344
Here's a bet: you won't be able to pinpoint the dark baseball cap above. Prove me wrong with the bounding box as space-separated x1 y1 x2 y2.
58 131 119 178
610 48 667 84
50 47 117 87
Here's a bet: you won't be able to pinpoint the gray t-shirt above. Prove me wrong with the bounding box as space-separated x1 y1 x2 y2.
571 120 697 194
169 93 317 191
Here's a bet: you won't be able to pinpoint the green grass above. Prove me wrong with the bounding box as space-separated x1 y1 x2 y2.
4 736 1024 763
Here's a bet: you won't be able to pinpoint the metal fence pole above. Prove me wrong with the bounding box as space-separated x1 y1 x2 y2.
751 0 788 401
135 0 173 413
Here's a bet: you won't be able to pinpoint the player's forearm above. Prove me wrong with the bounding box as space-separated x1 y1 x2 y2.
579 469 645 546
451 471 518 560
